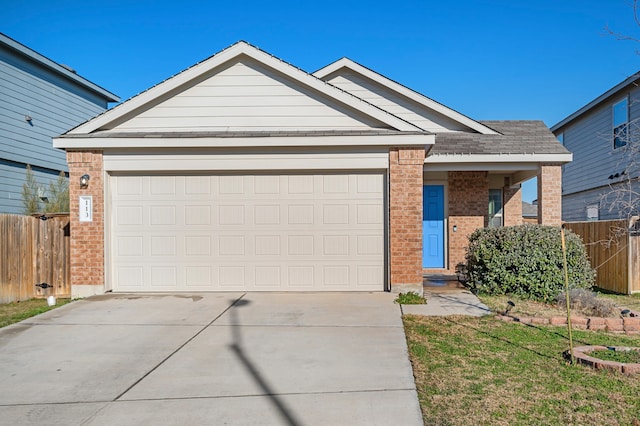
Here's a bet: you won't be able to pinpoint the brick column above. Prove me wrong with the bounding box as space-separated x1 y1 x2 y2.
503 184 523 226
448 171 488 270
67 150 105 297
389 147 425 295
537 164 562 225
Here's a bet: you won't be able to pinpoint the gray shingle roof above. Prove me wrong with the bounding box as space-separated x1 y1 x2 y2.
430 120 570 156
522 201 538 218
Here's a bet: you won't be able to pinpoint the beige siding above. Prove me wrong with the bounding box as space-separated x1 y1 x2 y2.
324 72 472 132
109 60 387 132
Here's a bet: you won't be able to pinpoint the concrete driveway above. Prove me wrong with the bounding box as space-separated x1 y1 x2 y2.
0 292 422 425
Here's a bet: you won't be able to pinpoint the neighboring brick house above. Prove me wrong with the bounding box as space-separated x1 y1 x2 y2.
552 71 640 221
54 41 570 297
0 33 119 214
522 201 538 223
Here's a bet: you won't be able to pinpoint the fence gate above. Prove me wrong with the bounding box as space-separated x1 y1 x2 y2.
0 214 70 304
564 218 639 294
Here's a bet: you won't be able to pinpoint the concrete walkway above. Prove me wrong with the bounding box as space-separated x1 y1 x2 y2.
401 276 492 317
0 293 423 425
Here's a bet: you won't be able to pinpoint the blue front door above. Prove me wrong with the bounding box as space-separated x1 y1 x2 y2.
423 185 444 268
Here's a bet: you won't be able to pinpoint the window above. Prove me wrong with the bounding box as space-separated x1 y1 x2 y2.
488 189 503 228
613 97 629 149
586 204 599 221
557 132 564 145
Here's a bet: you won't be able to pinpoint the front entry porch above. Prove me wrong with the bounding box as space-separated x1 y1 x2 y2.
422 164 563 275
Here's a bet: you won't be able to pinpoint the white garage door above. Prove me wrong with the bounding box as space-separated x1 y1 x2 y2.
110 173 385 292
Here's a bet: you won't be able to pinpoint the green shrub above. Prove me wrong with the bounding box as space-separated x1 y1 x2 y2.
394 292 426 304
465 224 595 302
21 166 69 214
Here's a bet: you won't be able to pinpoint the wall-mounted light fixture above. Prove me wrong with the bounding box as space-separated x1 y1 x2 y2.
452 225 458 232
80 174 90 188
25 115 33 122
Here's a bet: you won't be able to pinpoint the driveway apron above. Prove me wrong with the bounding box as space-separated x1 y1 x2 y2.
0 292 422 425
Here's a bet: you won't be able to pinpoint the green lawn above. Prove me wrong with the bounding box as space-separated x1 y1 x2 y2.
404 315 640 426
0 298 71 328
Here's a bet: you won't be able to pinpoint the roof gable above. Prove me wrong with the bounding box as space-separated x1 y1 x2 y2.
313 58 497 135
1 33 119 103
68 42 422 134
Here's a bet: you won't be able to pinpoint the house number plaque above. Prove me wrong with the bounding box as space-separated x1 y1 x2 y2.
79 196 93 222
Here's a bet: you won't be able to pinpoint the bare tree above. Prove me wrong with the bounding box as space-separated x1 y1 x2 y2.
600 1 640 232
602 116 640 222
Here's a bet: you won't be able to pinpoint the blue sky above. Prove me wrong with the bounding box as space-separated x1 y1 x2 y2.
4 0 640 201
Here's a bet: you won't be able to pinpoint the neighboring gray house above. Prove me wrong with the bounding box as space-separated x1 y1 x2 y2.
0 33 118 214
552 72 640 221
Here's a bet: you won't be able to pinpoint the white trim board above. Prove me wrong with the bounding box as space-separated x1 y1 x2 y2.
54 133 434 149
425 153 572 165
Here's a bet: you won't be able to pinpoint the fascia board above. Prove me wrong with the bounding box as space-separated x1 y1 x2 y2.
69 42 422 134
424 153 573 166
314 58 498 135
53 133 434 149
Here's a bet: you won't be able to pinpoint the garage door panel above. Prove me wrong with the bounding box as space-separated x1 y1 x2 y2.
110 173 384 292
185 266 214 288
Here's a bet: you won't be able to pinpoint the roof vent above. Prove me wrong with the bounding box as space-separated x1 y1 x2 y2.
59 63 77 74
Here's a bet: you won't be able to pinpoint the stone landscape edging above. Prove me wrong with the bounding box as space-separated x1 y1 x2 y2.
495 312 640 335
567 345 640 375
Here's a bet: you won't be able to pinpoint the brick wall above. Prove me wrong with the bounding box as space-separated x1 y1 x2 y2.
448 171 488 270
67 151 105 290
538 164 562 225
389 147 425 292
503 184 523 226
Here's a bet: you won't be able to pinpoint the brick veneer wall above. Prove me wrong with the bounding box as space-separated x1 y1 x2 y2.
503 184 523 226
389 147 425 292
448 171 488 270
538 164 562 225
67 151 105 290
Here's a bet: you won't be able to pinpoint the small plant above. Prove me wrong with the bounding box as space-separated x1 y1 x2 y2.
557 289 618 317
395 292 426 304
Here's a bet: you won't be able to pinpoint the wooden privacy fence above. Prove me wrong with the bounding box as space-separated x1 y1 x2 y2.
564 218 640 294
0 214 70 304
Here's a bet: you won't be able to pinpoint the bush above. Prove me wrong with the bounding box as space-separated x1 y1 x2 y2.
465 224 595 302
21 165 69 214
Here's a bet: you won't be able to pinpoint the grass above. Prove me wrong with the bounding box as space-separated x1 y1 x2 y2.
0 298 71 328
591 348 640 364
395 292 426 304
404 315 640 425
